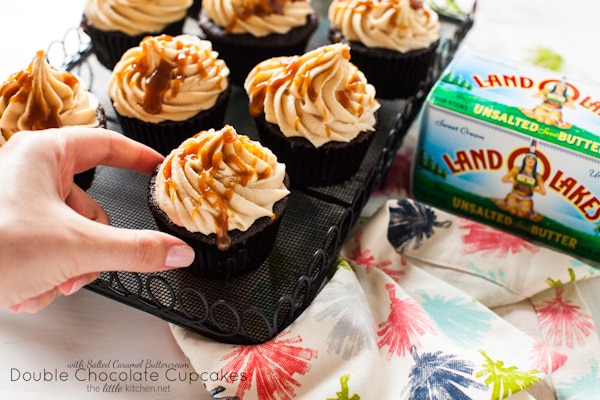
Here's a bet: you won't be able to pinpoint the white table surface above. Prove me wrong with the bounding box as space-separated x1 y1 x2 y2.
1 1 600 399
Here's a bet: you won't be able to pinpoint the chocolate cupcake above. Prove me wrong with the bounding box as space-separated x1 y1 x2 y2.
148 125 290 280
245 44 380 187
253 116 376 187
187 0 202 18
81 0 192 70
198 0 319 85
108 34 231 156
0 50 107 190
328 0 440 99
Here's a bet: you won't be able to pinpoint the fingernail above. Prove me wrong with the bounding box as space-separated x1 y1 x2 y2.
60 276 89 296
165 245 195 268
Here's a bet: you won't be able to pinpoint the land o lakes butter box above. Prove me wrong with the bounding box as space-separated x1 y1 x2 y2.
412 48 600 263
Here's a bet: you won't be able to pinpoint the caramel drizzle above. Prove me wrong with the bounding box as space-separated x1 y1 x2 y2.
225 0 302 32
120 35 222 115
162 126 273 250
248 45 368 137
0 50 78 130
331 0 426 29
334 0 423 12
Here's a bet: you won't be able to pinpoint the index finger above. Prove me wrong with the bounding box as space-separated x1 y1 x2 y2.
57 126 164 175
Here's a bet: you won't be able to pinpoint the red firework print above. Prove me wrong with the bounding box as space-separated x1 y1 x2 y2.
377 283 438 360
220 330 317 400
534 286 595 349
372 147 413 198
348 230 405 280
529 341 568 374
458 218 539 258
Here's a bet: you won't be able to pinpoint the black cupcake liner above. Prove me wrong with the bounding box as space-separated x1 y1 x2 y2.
148 169 290 280
113 86 230 156
73 104 107 190
329 28 439 99
81 15 187 70
187 0 202 18
254 114 377 187
199 12 319 86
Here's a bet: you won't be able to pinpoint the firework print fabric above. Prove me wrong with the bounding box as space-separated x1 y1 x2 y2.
170 1 600 397
171 198 600 399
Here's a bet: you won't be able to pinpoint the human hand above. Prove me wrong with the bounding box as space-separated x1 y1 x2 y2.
0 127 195 313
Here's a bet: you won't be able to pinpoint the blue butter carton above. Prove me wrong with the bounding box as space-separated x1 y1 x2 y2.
412 48 600 263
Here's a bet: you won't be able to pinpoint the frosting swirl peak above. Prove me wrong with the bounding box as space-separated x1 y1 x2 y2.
202 0 314 36
84 0 192 36
155 125 290 250
328 0 440 52
109 34 230 123
0 50 100 144
244 43 380 147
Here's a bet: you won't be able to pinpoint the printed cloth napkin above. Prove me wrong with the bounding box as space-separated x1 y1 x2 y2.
170 2 600 398
171 196 600 399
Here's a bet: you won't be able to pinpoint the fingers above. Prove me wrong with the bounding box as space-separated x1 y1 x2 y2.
59 127 165 175
7 127 164 177
58 272 100 296
9 287 62 313
65 184 110 224
63 219 195 276
9 273 100 314
100 227 196 272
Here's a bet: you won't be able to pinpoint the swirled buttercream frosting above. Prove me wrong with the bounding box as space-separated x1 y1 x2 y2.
244 43 380 147
328 0 440 52
0 50 100 144
154 125 290 250
202 0 314 36
84 0 192 36
109 34 230 124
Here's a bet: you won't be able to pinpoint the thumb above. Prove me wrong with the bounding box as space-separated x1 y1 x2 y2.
73 221 195 275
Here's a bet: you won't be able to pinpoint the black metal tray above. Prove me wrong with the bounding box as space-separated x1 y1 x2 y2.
57 2 475 344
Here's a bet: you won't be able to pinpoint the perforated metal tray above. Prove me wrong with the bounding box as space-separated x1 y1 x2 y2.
59 2 475 344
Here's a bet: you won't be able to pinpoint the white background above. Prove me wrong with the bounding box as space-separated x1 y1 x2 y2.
1 0 600 399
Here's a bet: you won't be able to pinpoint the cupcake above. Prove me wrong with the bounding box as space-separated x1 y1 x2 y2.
81 0 192 70
198 0 319 85
188 0 202 18
328 0 440 99
148 124 291 279
108 34 231 156
0 50 106 190
244 43 380 187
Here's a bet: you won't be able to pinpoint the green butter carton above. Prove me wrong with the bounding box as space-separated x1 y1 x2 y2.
412 48 600 263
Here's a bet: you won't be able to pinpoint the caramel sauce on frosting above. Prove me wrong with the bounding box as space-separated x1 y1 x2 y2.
109 34 230 123
202 0 313 36
84 0 192 36
328 0 440 52
244 43 380 147
0 50 100 144
155 125 289 250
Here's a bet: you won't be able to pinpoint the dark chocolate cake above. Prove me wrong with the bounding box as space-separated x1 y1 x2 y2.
148 168 290 280
253 114 377 188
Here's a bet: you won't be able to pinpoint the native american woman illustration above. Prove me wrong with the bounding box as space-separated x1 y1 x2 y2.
493 140 546 222
520 77 575 129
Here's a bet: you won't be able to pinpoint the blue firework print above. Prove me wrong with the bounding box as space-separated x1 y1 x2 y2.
210 386 240 400
387 200 451 253
314 268 376 360
405 346 488 400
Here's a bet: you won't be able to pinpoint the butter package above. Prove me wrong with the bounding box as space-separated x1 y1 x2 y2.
412 48 600 264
